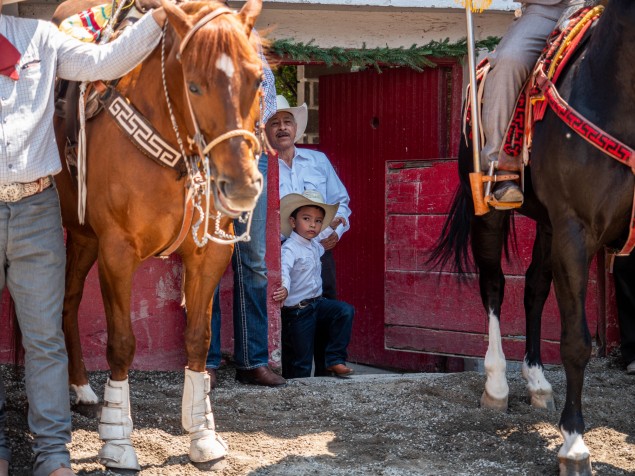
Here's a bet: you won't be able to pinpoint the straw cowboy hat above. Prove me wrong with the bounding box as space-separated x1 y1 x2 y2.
280 189 338 238
274 95 308 144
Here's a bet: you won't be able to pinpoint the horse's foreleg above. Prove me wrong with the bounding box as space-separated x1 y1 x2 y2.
522 222 555 410
64 231 100 405
95 243 141 471
179 243 233 463
472 212 509 411
552 221 593 476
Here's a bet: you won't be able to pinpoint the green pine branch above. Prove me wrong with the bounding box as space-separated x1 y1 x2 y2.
269 37 500 72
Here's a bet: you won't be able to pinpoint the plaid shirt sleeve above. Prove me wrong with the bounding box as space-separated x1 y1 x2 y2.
253 30 277 124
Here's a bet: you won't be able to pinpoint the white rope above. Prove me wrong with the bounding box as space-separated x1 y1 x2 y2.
77 82 88 224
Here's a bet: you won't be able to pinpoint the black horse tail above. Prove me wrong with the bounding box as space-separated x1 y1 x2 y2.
427 136 515 275
427 170 474 275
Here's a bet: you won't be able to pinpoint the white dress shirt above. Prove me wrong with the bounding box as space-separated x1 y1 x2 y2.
279 147 352 240
280 231 325 307
0 12 161 184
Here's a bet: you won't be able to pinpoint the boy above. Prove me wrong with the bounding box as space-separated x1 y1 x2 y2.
273 190 355 379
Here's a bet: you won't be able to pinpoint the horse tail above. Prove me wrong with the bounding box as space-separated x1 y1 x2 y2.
427 139 475 275
427 134 516 275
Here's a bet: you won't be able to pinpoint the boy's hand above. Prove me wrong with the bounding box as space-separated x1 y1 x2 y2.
272 286 288 306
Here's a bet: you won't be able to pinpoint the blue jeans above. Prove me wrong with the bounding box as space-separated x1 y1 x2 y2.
0 185 72 475
281 297 354 379
206 153 269 370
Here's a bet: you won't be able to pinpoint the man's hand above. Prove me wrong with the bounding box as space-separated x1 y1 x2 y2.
272 286 288 307
320 232 339 251
330 216 347 230
152 7 167 27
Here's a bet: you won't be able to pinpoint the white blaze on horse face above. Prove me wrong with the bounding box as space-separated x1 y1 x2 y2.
216 54 235 79
483 309 509 401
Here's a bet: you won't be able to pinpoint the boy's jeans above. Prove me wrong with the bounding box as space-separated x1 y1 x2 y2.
207 153 269 370
281 297 354 379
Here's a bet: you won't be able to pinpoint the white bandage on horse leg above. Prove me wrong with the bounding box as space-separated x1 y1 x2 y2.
182 368 228 462
97 378 140 470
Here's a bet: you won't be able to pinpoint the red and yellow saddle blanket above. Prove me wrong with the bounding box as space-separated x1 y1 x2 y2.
465 5 605 170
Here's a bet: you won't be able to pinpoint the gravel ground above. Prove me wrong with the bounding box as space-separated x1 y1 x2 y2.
2 355 634 475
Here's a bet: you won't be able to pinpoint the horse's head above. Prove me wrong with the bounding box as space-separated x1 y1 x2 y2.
162 0 264 218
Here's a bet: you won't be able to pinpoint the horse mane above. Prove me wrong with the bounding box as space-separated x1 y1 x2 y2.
180 1 262 75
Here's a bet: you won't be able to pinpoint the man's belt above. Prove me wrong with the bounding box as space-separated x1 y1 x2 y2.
282 295 322 311
0 176 52 202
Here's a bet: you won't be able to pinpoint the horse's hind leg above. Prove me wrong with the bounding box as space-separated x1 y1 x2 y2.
64 230 99 405
522 222 555 410
179 242 233 463
472 211 509 411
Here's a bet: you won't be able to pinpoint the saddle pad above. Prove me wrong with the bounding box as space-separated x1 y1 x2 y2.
59 4 112 43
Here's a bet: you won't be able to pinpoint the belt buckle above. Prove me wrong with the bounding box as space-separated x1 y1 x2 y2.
0 182 25 202
297 300 309 309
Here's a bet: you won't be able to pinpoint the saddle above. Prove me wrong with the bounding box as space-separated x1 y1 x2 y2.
53 0 154 177
465 3 603 175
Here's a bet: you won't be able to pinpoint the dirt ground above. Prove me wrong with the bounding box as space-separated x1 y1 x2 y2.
2 355 634 476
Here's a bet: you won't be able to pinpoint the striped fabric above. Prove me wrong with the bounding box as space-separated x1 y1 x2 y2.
58 4 112 42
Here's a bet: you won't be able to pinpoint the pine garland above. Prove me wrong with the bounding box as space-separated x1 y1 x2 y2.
269 37 500 72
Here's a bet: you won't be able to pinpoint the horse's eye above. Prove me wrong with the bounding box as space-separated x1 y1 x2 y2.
188 83 201 95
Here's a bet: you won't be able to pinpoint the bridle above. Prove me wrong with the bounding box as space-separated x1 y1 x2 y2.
161 6 264 246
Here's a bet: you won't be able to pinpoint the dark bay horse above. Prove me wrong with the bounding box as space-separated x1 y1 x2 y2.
431 1 634 474
52 0 265 470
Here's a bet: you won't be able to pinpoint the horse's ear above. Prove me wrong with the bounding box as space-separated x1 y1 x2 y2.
238 0 262 37
161 0 194 40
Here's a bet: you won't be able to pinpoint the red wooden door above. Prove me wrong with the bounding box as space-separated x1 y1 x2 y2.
319 64 609 368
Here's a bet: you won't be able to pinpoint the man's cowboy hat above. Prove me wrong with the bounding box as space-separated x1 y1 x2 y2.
280 190 338 238
272 95 308 144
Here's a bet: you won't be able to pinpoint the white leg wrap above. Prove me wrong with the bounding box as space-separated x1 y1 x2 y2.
97 378 140 471
70 383 99 405
182 368 228 462
522 359 555 410
481 311 509 410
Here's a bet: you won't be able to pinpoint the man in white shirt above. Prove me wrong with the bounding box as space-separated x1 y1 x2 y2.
0 0 165 474
266 95 352 376
273 190 354 378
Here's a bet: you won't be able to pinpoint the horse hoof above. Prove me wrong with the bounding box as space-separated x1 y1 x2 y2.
558 456 592 476
530 393 556 411
71 402 99 419
99 440 141 471
189 433 228 462
480 391 508 411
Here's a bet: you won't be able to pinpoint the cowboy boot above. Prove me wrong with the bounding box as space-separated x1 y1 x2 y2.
182 368 228 462
97 378 140 470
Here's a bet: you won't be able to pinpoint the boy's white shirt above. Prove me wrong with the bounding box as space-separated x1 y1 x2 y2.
280 229 334 307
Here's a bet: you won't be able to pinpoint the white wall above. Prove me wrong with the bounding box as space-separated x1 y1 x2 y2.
256 8 514 48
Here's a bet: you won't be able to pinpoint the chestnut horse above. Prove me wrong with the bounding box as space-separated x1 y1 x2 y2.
52 0 264 470
431 1 634 474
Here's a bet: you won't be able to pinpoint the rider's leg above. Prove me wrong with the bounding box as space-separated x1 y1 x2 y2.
481 3 569 202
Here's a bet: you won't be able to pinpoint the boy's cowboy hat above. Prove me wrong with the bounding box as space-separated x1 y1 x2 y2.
280 190 338 238
273 95 308 144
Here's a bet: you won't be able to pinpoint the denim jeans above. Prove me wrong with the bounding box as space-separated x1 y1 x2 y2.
207 153 269 370
0 185 72 475
281 297 354 379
